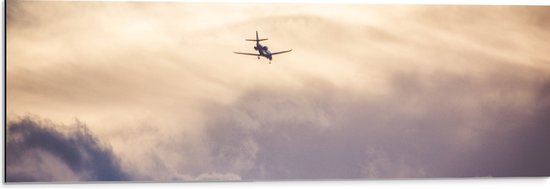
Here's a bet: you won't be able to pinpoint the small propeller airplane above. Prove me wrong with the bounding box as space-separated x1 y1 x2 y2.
233 31 292 64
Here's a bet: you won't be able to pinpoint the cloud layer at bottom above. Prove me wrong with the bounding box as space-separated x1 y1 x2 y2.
6 70 550 182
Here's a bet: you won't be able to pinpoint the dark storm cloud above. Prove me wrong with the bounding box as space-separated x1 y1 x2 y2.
6 116 130 182
202 66 550 180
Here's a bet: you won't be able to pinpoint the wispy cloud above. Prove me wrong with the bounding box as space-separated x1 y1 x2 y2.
201 70 550 179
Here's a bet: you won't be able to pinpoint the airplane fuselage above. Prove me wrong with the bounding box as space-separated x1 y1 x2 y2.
255 42 272 60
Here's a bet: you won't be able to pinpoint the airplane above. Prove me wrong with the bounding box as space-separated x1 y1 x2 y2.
233 31 292 64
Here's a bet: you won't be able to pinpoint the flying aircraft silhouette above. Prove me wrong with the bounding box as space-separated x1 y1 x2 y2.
233 31 292 64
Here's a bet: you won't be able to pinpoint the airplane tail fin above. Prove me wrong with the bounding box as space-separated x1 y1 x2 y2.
245 31 268 41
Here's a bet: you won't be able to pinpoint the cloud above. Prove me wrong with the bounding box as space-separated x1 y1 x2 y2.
201 67 550 180
6 116 130 182
193 172 242 181
6 2 550 181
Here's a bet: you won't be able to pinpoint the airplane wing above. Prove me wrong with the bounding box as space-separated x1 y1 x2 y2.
271 49 292 55
233 52 260 56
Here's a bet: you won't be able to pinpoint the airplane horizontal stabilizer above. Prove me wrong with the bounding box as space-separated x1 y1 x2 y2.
245 38 268 41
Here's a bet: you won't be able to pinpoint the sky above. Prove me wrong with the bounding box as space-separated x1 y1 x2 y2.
5 1 550 182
